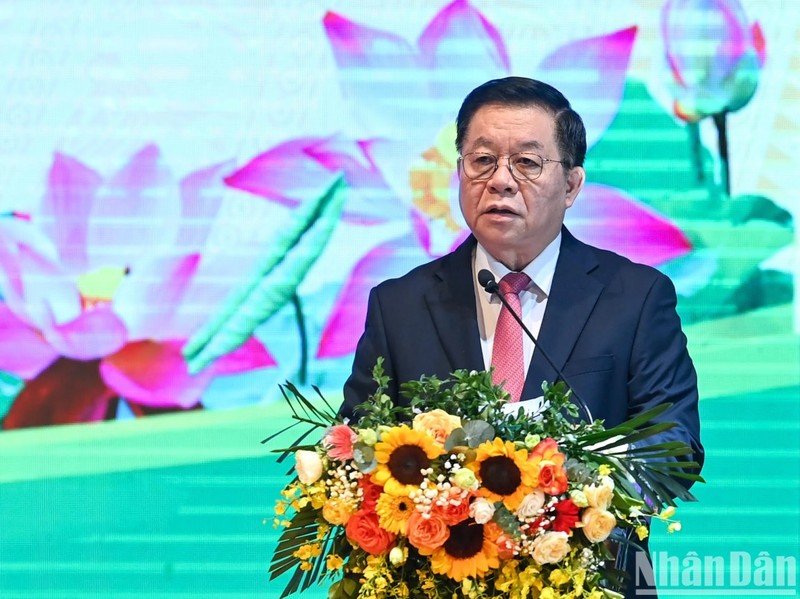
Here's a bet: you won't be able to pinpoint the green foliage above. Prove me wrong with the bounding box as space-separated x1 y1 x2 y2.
183 174 347 374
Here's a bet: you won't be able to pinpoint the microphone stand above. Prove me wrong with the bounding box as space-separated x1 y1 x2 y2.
481 271 636 582
478 269 594 424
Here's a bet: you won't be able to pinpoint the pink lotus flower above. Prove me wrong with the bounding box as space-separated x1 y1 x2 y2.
661 0 766 196
323 424 358 461
222 2 693 363
311 1 692 359
224 135 404 226
0 146 275 428
661 0 765 122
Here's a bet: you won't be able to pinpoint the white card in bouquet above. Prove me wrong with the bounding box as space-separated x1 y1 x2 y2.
501 395 547 419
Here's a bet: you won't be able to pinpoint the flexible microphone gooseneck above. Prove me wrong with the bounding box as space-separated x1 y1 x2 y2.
478 268 594 423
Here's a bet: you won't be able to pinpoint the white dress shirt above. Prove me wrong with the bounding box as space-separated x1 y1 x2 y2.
472 233 561 383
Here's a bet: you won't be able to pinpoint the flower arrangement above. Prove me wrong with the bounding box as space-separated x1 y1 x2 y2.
266 360 702 599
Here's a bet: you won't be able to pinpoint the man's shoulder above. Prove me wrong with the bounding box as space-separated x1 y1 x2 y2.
373 236 474 294
566 231 666 282
563 231 675 300
373 253 454 298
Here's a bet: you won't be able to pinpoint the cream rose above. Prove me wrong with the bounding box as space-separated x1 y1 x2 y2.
412 409 462 445
599 475 615 490
516 490 546 519
295 450 323 485
389 546 408 566
532 531 571 565
583 481 614 510
469 498 496 524
581 507 617 543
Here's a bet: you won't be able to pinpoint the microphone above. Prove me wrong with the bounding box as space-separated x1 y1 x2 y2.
478 268 593 423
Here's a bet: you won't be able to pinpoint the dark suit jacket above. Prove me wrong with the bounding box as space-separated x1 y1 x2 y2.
342 227 703 597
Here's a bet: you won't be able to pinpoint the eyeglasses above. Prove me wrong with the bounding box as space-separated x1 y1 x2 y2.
458 152 566 182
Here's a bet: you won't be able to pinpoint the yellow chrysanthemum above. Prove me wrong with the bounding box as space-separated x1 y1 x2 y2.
375 492 415 534
468 438 537 511
428 518 500 582
372 425 444 495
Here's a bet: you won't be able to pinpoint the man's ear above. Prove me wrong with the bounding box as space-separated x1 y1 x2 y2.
564 166 585 208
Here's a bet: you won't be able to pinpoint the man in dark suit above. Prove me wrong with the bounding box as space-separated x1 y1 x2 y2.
342 77 703 598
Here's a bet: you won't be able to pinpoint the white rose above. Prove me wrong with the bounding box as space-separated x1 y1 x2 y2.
516 490 546 519
358 428 378 446
581 507 617 543
532 531 571 565
452 467 478 490
569 489 589 508
469 498 496 524
295 450 323 485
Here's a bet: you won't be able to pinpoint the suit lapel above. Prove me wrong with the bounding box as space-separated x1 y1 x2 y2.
524 228 604 398
425 237 485 373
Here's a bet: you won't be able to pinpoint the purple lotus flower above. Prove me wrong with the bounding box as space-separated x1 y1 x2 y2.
0 146 275 428
662 0 765 122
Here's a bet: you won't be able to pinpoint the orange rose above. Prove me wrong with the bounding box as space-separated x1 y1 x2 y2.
529 438 564 464
407 511 450 554
485 521 518 560
413 409 462 445
528 438 568 495
431 489 471 525
538 462 569 495
345 509 395 555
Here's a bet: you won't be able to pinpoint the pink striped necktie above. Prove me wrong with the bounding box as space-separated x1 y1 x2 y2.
491 272 531 403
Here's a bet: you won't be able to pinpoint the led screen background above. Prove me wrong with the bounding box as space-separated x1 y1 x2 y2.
0 0 797 597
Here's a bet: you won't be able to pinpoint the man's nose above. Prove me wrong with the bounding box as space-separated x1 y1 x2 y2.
487 159 518 194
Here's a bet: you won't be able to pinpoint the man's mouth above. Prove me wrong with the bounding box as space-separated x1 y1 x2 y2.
486 207 516 216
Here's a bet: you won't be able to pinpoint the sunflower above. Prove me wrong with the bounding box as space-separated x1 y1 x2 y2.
372 425 444 495
468 438 537 511
429 518 500 581
375 492 415 534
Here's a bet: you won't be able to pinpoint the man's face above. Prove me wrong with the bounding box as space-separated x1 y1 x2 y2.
458 103 585 270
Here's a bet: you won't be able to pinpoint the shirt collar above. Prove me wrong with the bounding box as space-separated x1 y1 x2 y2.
475 232 561 298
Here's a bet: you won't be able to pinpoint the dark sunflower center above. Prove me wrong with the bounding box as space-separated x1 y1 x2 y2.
443 518 484 559
387 445 430 485
479 456 521 496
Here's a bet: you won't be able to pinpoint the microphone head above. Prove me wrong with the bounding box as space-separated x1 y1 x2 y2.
477 269 498 293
